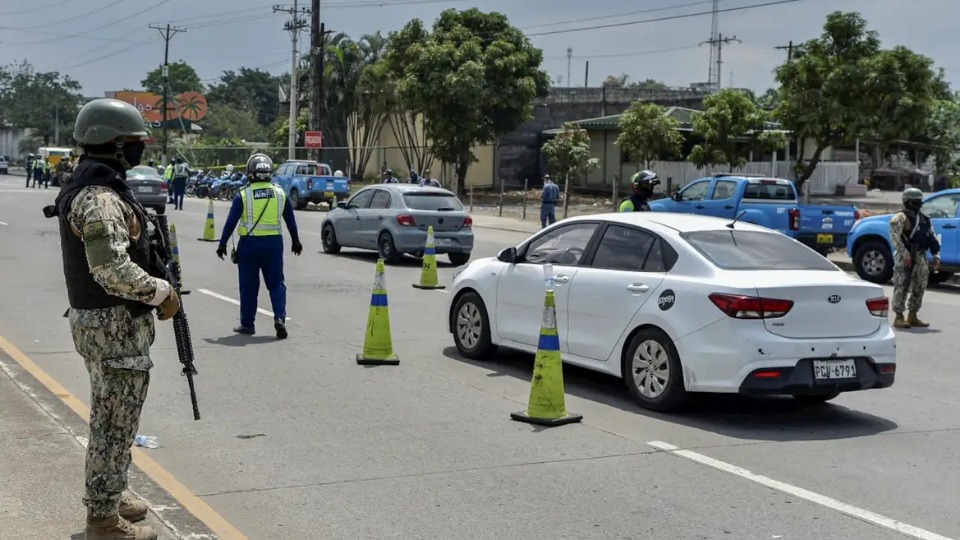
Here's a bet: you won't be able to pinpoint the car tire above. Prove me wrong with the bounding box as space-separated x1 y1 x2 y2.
451 291 496 359
793 390 841 405
853 239 893 284
621 327 688 412
377 231 402 264
290 189 307 210
448 252 471 266
928 271 955 285
321 223 341 254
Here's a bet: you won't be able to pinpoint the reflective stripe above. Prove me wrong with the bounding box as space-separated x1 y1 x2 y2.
238 182 285 236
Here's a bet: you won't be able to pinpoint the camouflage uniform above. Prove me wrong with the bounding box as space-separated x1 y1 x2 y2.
889 201 940 328
66 186 167 519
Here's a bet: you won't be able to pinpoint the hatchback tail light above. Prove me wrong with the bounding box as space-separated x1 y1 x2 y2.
462 216 473 228
396 214 416 226
708 293 794 319
866 296 889 317
788 208 800 231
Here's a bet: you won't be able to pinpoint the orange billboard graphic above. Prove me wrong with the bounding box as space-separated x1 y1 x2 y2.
110 90 208 124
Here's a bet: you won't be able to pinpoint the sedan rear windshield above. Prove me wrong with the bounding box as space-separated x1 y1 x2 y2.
681 229 837 271
403 193 463 211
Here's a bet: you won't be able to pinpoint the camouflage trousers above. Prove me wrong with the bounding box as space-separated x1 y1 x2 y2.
892 249 930 314
68 306 155 518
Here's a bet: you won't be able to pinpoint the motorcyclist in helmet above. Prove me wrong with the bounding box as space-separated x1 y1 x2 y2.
619 170 660 212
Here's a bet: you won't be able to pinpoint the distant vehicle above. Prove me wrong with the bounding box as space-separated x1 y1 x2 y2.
0 156 7 174
272 160 350 210
127 165 168 215
649 174 858 254
321 184 473 265
447 212 896 412
847 188 960 284
38 147 76 186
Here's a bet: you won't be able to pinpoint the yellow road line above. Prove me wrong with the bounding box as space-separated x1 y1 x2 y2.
0 334 248 540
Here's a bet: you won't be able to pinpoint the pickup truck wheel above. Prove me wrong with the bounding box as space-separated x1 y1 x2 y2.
321 223 341 254
290 189 307 210
929 271 955 285
853 240 893 284
377 232 402 264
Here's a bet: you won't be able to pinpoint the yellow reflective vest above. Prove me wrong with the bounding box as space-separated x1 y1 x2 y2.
238 181 286 236
163 164 173 180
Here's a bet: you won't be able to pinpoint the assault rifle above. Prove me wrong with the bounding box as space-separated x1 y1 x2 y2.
151 214 201 421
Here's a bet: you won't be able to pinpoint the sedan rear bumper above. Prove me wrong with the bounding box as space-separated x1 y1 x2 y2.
738 357 895 395
393 229 474 254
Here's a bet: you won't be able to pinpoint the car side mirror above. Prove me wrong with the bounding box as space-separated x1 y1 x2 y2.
497 247 517 263
671 191 682 202
337 201 348 209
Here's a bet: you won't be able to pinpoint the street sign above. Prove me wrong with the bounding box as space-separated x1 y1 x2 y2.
305 131 323 149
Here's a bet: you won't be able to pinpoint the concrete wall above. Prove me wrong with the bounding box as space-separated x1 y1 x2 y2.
0 128 30 160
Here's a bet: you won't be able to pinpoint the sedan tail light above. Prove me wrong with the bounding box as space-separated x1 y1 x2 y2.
708 293 794 319
160 182 168 192
788 208 800 231
396 214 416 226
866 296 889 317
462 216 473 228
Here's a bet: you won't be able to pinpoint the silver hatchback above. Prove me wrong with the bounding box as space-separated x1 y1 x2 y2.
320 184 474 265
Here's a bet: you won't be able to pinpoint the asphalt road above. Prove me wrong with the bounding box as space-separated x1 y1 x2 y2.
1 173 958 540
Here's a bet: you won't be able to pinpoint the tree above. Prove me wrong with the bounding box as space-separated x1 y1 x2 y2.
616 101 683 169
0 60 83 145
755 88 780 111
382 22 434 175
542 123 598 218
141 61 203 95
916 94 960 173
202 103 266 141
206 67 284 127
688 88 786 171
386 9 551 193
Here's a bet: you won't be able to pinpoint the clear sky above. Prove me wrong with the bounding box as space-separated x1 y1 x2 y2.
1 0 956 96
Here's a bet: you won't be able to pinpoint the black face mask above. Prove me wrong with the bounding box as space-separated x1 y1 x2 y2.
122 141 146 169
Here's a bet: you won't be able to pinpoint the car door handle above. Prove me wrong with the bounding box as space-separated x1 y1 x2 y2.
943 224 957 229
377 215 384 220
695 205 705 209
724 205 734 209
553 275 570 284
627 284 649 293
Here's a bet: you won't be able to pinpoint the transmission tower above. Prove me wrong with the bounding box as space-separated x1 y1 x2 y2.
706 0 720 90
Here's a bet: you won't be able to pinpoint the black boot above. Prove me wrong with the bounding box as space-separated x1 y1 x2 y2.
274 318 288 339
233 326 255 335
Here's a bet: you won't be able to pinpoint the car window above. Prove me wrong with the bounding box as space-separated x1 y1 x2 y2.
402 193 463 211
682 230 837 271
591 225 656 271
922 194 960 219
743 181 795 200
295 163 318 176
681 180 710 201
348 189 375 209
369 190 391 209
711 180 737 200
642 238 679 272
523 223 599 265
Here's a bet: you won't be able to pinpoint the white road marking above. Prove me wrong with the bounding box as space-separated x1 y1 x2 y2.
647 441 953 540
0 221 8 226
197 288 290 320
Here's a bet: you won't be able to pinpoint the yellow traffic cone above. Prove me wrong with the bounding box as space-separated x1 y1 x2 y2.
197 199 217 242
511 264 582 427
356 259 399 366
169 224 190 295
412 225 445 290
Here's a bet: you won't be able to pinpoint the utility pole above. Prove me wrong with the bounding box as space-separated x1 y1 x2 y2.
699 33 740 90
310 0 328 163
584 60 589 88
149 23 186 167
775 40 795 61
566 48 572 88
274 2 310 160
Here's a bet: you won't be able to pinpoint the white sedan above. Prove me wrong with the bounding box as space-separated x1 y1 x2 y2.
447 213 896 412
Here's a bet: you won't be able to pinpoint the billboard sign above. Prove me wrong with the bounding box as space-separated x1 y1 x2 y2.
305 131 323 149
107 90 208 127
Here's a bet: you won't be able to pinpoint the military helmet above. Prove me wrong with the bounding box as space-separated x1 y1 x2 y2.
902 187 924 203
246 153 273 180
73 98 148 146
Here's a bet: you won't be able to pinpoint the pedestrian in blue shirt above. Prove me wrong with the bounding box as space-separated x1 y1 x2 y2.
540 175 561 228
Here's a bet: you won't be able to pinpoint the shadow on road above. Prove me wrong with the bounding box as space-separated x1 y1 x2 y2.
327 250 458 268
442 346 898 443
202 334 278 347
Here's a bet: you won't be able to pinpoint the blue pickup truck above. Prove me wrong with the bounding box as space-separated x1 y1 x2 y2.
847 188 960 284
648 174 858 253
272 160 350 210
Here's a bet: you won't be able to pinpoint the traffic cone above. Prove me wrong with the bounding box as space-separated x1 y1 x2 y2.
511 265 582 427
197 199 217 242
412 225 445 290
356 259 399 366
168 224 190 295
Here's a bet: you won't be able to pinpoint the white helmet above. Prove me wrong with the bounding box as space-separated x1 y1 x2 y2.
225 164 235 173
334 170 343 177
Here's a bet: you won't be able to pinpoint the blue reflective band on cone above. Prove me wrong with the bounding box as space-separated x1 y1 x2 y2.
537 333 560 351
424 247 436 255
370 292 388 307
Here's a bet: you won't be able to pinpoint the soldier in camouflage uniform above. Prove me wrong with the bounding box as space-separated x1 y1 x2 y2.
890 187 941 329
51 99 180 540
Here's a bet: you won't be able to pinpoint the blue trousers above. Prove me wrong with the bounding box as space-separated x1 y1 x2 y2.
237 235 286 329
540 203 556 228
172 178 186 209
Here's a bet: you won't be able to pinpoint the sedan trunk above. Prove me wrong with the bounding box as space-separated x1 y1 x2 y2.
127 178 162 195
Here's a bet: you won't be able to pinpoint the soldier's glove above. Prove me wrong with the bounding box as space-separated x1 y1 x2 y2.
216 245 227 260
292 240 303 256
158 290 180 321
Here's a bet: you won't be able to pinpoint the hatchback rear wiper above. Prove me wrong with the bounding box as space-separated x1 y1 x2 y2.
437 207 456 211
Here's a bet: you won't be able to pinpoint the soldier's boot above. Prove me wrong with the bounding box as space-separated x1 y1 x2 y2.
85 514 157 540
893 313 911 328
907 311 929 328
119 491 149 522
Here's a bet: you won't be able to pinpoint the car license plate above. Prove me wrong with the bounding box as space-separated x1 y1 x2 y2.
434 238 452 247
323 191 334 198
137 186 153 193
813 359 856 380
817 233 833 244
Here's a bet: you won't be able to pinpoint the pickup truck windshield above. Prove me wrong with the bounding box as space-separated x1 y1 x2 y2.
403 193 463 211
743 183 795 200
681 230 837 271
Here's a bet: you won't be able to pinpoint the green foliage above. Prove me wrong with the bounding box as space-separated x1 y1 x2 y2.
0 60 83 145
543 123 598 217
141 61 204 95
755 88 781 111
385 8 550 193
689 89 786 171
602 75 668 91
919 94 960 173
202 103 266 141
616 102 683 168
206 68 284 127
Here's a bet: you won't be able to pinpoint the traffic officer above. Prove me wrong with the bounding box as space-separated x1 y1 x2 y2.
48 98 179 540
382 169 399 183
216 154 302 338
890 187 941 328
540 175 560 228
25 153 34 186
162 160 174 204
171 157 189 210
619 170 660 212
421 169 441 188
33 154 45 188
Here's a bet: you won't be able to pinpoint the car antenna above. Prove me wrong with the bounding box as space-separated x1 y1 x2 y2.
726 210 748 229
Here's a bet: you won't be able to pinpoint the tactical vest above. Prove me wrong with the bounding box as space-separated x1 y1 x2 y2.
901 211 935 253
51 159 155 316
239 182 285 236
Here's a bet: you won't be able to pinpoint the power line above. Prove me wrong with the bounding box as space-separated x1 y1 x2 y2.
18 0 126 30
3 0 172 45
0 0 74 16
148 23 187 167
526 0 807 37
544 44 702 60
520 0 722 30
